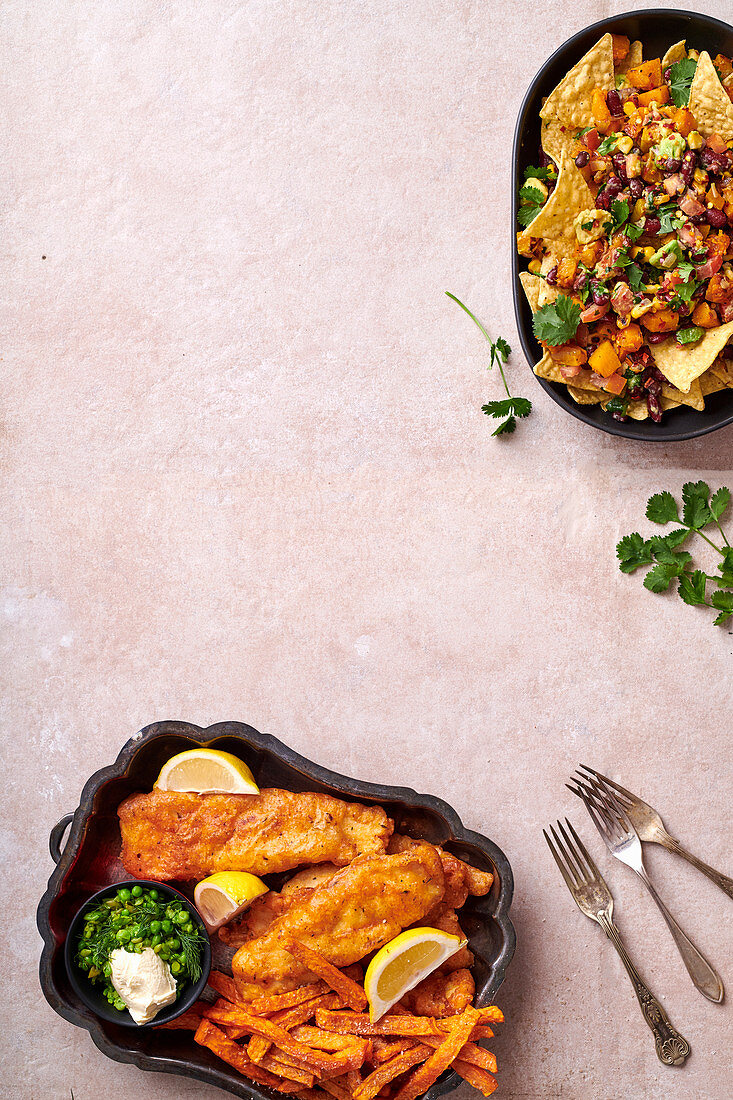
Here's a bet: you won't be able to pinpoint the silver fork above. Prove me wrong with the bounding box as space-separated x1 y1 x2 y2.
577 765 733 900
544 819 690 1066
569 771 724 1004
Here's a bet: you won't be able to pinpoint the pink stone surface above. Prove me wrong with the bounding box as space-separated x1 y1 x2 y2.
3 1 733 1097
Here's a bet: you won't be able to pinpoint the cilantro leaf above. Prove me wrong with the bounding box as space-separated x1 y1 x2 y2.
643 562 680 593
646 491 679 525
597 135 618 155
523 164 555 181
617 533 652 573
652 544 692 568
626 222 644 242
491 415 517 436
610 199 630 232
519 184 545 203
710 486 731 522
532 295 581 347
676 326 704 345
682 480 711 530
716 547 733 588
711 589 733 626
669 58 697 108
678 569 708 606
627 263 644 291
650 528 690 551
494 336 511 363
518 200 544 228
677 260 696 283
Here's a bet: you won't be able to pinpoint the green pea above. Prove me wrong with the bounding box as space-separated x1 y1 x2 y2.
170 961 182 975
151 935 162 947
131 885 143 898
148 889 159 900
150 920 161 934
83 928 94 940
153 944 164 955
167 938 180 950
116 929 131 943
175 910 189 926
183 921 194 934
159 948 170 961
117 888 132 902
161 920 173 934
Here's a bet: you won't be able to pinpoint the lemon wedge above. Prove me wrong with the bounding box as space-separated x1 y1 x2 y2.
364 927 466 1022
154 748 260 795
194 872 268 930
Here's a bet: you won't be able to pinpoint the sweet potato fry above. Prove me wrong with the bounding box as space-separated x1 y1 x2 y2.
284 939 368 1011
194 1019 303 1094
208 971 246 1005
247 1034 272 1064
371 1038 419 1064
211 1012 358 1074
315 1011 443 1037
261 1054 317 1087
452 1059 498 1096
291 1026 371 1058
249 993 345 1064
474 1006 504 1025
154 1004 205 1030
422 1037 497 1073
320 1078 351 1100
392 1008 481 1100
246 982 328 1016
353 1045 431 1100
347 1070 363 1092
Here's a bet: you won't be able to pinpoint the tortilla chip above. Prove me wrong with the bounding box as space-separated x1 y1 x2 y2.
700 370 728 397
567 385 604 405
518 271 543 313
653 321 733 392
601 396 649 420
534 357 600 395
519 150 594 258
688 51 733 141
617 40 643 75
541 118 577 169
660 396 681 411
661 41 686 69
540 34 615 131
537 254 562 305
711 358 733 386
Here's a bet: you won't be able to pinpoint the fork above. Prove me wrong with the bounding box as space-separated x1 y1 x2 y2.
577 765 733 901
544 819 690 1066
569 771 724 1003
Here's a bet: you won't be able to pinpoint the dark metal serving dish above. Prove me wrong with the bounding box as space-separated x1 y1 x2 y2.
512 8 733 442
38 720 515 1100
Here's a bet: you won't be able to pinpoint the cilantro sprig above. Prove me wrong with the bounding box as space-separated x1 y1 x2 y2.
518 185 546 227
617 482 733 625
669 58 697 107
446 292 532 436
532 294 581 347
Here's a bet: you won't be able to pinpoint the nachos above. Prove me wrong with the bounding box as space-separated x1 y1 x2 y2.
518 34 733 422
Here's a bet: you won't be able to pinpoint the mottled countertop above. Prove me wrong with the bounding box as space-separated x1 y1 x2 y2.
3 2 732 1097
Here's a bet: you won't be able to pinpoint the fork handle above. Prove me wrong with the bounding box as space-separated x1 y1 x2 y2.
660 835 733 901
598 913 690 1066
637 868 724 1003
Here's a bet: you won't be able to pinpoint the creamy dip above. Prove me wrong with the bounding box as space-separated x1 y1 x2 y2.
109 947 177 1024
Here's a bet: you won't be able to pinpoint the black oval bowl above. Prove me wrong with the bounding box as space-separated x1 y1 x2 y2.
64 879 211 1028
38 721 515 1100
512 7 733 441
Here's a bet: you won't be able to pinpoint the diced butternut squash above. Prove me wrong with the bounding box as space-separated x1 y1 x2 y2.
626 59 662 91
580 241 604 267
707 232 731 257
637 86 670 107
591 87 612 133
692 301 720 328
707 183 725 210
675 108 697 137
714 54 733 81
641 309 679 333
588 339 622 378
603 372 627 395
612 34 630 63
548 344 588 367
556 257 578 289
614 323 643 355
706 271 733 303
707 132 728 154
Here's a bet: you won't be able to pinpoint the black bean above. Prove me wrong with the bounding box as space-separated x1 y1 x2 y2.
663 67 672 82
575 150 590 168
647 392 662 423
591 282 610 305
546 264 558 286
690 212 707 225
605 175 623 196
573 271 588 292
666 157 682 173
596 189 611 210
645 216 661 234
681 163 694 186
646 331 667 345
629 179 643 199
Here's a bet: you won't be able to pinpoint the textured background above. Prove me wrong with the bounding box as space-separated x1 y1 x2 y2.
3 1 732 1097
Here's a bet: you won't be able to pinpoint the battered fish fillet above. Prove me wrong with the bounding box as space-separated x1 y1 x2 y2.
232 843 445 997
118 789 393 880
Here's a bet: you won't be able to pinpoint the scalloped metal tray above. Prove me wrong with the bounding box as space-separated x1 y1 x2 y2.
37 721 515 1100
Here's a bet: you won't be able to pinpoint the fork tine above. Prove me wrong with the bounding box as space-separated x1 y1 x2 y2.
586 770 636 833
548 821 582 887
578 764 636 806
556 819 590 883
573 773 626 836
544 826 579 895
570 780 615 845
568 775 611 818
565 817 605 884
